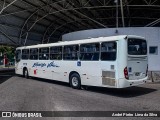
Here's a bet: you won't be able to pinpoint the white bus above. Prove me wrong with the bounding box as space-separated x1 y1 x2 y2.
15 35 148 89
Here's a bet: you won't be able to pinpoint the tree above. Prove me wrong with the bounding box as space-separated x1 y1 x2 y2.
0 45 15 62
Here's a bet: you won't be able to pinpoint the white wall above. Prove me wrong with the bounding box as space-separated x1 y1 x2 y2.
62 27 160 71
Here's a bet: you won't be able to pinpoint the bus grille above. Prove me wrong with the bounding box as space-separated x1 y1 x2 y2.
102 71 115 86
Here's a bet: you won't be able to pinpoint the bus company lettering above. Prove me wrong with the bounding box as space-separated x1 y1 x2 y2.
32 62 59 68
47 62 59 68
32 62 46 68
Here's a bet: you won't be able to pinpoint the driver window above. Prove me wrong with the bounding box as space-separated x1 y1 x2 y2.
16 50 21 62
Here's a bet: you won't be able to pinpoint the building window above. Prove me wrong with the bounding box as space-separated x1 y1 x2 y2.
149 46 158 55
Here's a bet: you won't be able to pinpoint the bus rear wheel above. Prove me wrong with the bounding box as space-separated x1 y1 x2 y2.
23 68 29 79
70 73 81 89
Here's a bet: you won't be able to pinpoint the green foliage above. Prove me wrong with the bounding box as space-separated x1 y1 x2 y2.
0 45 15 62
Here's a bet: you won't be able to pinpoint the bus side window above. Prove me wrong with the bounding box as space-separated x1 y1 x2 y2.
101 42 117 61
39 47 49 60
30 48 38 60
50 46 62 60
63 45 79 60
22 49 29 60
80 43 99 61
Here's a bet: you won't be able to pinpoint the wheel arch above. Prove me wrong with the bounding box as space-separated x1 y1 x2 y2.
23 67 28 75
69 71 80 81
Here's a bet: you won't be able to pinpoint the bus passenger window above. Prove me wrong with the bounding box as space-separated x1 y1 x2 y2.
30 48 38 60
22 49 29 60
80 43 99 61
50 46 62 60
101 42 117 61
63 45 79 60
39 47 49 60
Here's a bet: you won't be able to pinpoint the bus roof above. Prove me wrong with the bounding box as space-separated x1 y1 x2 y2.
17 35 145 49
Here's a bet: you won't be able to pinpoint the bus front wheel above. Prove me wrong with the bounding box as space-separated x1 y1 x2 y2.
70 73 81 89
23 68 29 79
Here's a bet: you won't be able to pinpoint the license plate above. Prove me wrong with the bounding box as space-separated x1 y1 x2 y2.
135 72 140 76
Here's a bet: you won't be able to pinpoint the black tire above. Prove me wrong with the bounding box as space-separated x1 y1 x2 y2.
23 68 29 79
70 73 81 89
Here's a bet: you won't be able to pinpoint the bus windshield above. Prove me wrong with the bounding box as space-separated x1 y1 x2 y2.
128 38 147 55
16 50 21 62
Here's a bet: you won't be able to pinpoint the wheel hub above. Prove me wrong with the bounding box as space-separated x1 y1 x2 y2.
72 77 78 86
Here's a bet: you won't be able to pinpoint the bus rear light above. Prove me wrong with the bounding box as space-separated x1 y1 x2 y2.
124 67 129 79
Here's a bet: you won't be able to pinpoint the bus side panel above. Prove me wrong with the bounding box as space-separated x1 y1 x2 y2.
56 61 101 84
26 60 36 77
100 41 119 88
79 61 101 86
37 60 53 80
15 61 23 75
28 60 63 80
117 39 128 88
100 61 117 88
52 60 66 82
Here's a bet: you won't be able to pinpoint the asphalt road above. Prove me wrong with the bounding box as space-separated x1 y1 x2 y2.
0 74 160 120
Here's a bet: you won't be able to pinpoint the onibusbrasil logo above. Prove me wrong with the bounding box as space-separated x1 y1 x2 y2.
2 112 42 118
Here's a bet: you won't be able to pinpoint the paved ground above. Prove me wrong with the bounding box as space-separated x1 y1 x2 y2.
0 73 160 120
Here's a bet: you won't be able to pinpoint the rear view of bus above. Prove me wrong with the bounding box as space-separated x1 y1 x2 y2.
119 36 148 88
